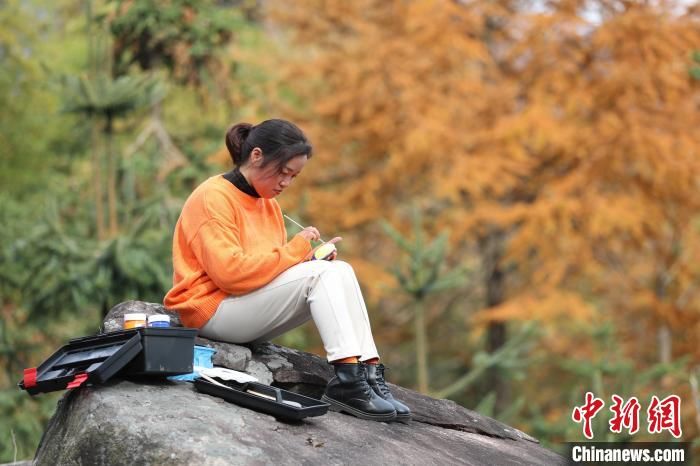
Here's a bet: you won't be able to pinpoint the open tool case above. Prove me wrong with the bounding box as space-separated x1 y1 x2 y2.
194 377 330 421
19 327 197 395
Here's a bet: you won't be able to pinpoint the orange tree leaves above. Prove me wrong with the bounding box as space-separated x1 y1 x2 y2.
266 0 492 285
265 0 700 348
259 0 700 438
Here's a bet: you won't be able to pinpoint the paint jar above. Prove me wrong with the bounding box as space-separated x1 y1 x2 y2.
147 314 170 328
123 313 147 329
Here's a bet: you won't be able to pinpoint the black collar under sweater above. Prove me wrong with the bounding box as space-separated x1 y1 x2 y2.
223 167 260 198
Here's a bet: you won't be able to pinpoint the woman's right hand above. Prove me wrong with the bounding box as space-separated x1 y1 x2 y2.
297 226 321 242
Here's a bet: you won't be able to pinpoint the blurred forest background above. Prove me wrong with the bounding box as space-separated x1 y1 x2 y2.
1 0 700 461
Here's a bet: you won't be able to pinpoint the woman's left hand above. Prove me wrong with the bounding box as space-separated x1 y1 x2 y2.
305 236 342 261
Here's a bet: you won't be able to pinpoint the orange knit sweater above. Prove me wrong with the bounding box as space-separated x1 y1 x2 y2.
163 175 312 328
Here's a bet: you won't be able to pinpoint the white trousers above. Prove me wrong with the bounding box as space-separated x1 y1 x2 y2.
199 260 380 362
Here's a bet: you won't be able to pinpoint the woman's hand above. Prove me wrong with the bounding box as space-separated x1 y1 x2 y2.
305 236 343 261
297 226 321 242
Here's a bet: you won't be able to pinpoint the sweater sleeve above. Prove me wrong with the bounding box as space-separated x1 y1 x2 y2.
189 218 312 295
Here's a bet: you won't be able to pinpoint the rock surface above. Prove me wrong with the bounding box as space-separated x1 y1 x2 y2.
32 301 565 465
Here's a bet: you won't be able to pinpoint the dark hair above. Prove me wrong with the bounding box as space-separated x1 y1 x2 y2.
225 119 313 172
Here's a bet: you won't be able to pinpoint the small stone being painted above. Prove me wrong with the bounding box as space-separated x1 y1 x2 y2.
313 243 337 261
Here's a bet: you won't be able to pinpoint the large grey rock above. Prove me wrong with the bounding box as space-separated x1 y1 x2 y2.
34 379 565 466
32 301 566 465
102 300 182 332
195 337 251 372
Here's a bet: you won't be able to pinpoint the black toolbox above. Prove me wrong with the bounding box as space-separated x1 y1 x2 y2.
194 377 330 421
19 327 197 395
108 327 196 375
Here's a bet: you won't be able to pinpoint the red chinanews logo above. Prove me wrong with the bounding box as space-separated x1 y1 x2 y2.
572 392 682 439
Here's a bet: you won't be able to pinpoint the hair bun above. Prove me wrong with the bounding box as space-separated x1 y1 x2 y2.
225 123 253 166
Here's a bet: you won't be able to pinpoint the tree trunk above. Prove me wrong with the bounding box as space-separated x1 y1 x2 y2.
92 119 105 240
481 231 510 413
654 272 672 364
105 116 119 237
86 0 105 240
415 299 429 393
658 326 671 365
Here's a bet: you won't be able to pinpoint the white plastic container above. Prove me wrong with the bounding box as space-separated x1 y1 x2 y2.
147 314 171 328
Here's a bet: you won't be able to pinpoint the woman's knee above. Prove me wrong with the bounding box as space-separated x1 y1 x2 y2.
331 259 355 276
292 259 335 278
290 259 354 282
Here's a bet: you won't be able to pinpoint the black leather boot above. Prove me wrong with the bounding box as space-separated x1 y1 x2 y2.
366 363 412 422
321 363 397 422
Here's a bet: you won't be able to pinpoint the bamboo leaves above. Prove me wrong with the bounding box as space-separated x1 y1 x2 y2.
10 201 172 322
60 73 165 119
60 71 166 238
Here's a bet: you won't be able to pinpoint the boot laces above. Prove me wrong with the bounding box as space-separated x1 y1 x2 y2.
375 365 392 397
357 365 373 397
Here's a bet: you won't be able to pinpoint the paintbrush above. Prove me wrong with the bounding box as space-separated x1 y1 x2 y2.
283 214 326 243
283 214 337 260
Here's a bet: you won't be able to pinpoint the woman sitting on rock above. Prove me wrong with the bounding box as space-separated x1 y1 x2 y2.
164 118 410 422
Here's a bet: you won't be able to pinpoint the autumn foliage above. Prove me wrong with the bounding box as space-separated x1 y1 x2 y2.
263 0 700 442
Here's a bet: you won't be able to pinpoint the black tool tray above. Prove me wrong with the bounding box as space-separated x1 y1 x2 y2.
18 330 142 395
19 327 197 395
194 378 330 421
